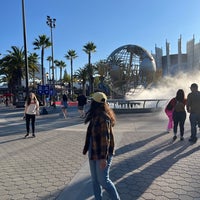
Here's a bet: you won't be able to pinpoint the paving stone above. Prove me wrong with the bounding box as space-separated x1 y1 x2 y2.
1 106 200 200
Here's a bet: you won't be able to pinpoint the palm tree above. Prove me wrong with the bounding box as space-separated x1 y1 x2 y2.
33 35 51 85
54 60 66 82
95 60 108 77
63 69 70 83
95 60 111 94
65 50 78 99
28 53 39 89
83 42 96 94
1 46 24 86
74 67 88 96
0 46 25 104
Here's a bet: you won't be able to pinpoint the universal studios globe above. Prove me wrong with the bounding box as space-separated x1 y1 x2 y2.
107 44 156 97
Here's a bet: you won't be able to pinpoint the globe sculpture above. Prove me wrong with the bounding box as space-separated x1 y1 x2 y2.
106 44 156 97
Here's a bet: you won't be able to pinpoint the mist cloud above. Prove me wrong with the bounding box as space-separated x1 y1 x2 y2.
125 71 200 100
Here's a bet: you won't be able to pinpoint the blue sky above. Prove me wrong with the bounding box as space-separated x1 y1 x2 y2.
1 0 200 76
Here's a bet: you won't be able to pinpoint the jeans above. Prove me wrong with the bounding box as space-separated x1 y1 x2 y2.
173 111 186 136
165 109 173 130
89 156 120 200
25 114 36 134
189 113 200 139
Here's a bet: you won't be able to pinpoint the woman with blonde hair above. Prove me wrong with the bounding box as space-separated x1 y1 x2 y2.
24 92 40 138
83 92 120 200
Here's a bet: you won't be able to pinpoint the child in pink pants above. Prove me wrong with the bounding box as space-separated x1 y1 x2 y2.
165 98 176 132
165 108 173 132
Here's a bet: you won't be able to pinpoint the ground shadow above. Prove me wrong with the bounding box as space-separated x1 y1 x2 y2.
112 133 199 199
0 107 84 142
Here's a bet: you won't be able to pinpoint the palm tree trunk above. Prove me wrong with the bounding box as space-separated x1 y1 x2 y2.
41 48 44 85
88 53 93 94
70 59 73 99
90 75 94 94
82 82 86 96
41 48 45 105
60 67 62 81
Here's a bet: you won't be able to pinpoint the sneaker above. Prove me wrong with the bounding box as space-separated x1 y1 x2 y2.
24 133 29 138
173 135 177 141
189 137 193 142
180 136 184 141
189 137 197 143
32 134 36 138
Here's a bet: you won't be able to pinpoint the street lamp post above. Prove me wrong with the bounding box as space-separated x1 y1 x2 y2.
46 16 56 84
45 72 49 84
22 0 29 98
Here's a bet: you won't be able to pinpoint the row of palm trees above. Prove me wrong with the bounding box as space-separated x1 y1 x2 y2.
0 34 101 102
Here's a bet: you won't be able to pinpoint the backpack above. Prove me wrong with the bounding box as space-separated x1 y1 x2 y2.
174 101 185 112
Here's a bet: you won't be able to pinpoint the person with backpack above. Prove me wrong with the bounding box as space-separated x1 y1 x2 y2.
172 89 187 141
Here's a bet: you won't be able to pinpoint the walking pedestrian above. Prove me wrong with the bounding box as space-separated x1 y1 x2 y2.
165 98 176 132
187 83 200 143
5 97 9 106
61 93 68 119
77 92 87 118
24 92 40 138
83 92 120 200
172 89 187 141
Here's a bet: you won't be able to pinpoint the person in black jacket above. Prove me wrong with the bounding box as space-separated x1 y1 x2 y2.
77 92 87 118
187 83 200 143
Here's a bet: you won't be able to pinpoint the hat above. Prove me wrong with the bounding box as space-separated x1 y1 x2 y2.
92 92 107 103
190 83 198 89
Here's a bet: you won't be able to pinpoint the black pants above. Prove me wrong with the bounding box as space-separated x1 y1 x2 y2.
173 111 186 137
25 114 36 134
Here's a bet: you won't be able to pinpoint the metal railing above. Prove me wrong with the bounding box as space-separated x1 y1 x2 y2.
107 99 168 113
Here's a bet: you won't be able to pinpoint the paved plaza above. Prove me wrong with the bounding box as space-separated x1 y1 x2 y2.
0 104 200 200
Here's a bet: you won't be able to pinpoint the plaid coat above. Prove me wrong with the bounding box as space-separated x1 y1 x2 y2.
83 112 115 160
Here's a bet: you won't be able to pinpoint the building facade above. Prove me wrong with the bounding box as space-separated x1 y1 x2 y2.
154 36 200 76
